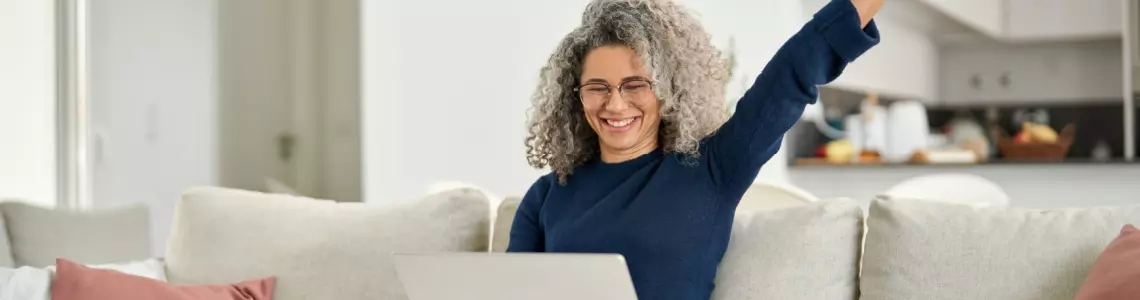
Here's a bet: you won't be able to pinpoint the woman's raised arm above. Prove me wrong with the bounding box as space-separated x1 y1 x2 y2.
702 0 882 194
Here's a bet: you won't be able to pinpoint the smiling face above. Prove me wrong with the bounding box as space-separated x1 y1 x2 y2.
578 45 661 163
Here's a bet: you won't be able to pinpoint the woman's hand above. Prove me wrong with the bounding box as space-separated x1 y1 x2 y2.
851 0 885 28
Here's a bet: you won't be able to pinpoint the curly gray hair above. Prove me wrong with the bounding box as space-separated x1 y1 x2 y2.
525 0 729 183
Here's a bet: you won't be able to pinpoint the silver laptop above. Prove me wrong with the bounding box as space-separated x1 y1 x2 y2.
393 253 638 300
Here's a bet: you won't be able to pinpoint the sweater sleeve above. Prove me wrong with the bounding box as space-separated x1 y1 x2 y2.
506 176 551 252
704 0 879 193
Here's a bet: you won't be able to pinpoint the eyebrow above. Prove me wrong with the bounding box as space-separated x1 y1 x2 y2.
581 76 651 85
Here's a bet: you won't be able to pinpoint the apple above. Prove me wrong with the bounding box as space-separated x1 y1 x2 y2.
1015 131 1032 143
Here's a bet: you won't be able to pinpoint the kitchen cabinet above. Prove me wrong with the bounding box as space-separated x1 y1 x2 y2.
795 0 940 102
1006 0 1122 42
921 0 1004 39
939 41 1123 105
827 17 939 102
801 0 1126 105
915 0 1122 43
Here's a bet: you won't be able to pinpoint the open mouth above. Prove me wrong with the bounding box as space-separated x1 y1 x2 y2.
602 116 640 132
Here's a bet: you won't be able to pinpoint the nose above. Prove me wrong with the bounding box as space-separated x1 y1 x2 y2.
603 90 629 111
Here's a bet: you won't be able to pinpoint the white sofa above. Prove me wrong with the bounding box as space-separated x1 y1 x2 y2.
7 187 1132 299
0 201 151 268
156 186 1137 300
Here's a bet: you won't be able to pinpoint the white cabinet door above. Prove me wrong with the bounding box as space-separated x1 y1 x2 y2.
922 0 1005 38
940 42 1123 105
795 0 939 102
828 17 939 102
1007 0 1122 42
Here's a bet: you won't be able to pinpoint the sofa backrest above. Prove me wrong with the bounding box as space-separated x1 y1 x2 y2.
492 197 864 300
491 197 521 252
494 196 1137 300
0 205 13 267
861 198 1140 300
164 186 491 300
713 199 864 300
0 201 150 268
165 186 1133 300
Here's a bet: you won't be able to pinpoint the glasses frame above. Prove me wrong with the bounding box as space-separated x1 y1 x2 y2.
573 79 656 106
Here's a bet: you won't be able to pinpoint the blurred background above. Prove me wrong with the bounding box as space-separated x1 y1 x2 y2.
2 0 1138 254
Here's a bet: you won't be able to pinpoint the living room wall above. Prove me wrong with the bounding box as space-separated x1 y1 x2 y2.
88 0 219 255
362 0 585 203
0 0 58 208
362 0 807 203
86 0 362 254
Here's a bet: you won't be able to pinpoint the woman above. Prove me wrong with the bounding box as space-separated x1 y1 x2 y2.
509 0 883 299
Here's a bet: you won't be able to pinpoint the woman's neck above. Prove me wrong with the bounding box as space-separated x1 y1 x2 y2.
600 138 658 163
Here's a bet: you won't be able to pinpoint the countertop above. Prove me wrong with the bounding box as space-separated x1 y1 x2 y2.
789 158 1139 169
787 161 1140 209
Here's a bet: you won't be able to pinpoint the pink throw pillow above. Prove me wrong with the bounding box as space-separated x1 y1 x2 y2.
1075 224 1140 300
51 258 276 300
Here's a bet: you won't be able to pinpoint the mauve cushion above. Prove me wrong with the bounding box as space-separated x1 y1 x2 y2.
51 259 276 300
1075 224 1140 300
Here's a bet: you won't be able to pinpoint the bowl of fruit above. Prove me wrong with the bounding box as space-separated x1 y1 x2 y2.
993 122 1075 161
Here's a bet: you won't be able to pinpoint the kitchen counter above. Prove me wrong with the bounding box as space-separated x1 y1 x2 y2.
789 158 1139 169
788 162 1140 209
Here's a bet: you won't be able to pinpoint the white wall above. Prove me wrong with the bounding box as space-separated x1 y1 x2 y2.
685 0 805 184
791 165 1140 208
0 0 58 207
88 0 218 255
363 0 585 203
363 0 808 202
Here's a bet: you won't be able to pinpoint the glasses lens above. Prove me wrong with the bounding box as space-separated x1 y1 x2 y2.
579 83 610 104
621 80 652 100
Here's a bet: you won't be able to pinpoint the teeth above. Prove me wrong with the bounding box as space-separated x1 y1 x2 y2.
606 118 634 127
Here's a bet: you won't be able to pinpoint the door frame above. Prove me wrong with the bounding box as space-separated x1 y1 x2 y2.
56 0 93 209
286 0 322 196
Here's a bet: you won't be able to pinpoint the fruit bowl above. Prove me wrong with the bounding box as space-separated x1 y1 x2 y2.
993 124 1075 161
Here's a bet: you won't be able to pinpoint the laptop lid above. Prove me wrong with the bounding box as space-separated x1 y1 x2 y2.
393 253 638 300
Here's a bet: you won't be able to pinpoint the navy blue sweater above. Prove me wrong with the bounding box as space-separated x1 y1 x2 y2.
507 1 879 299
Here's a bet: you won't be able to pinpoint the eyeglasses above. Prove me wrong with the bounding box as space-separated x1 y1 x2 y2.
574 79 655 107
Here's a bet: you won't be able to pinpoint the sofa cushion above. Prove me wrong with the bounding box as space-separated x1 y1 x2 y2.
0 208 14 267
861 198 1140 300
45 257 168 281
164 187 491 300
712 199 863 300
491 197 521 252
0 202 150 268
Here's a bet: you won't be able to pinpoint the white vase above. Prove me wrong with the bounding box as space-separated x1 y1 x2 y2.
885 100 930 163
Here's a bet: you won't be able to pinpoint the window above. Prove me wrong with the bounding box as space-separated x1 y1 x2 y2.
0 0 59 207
